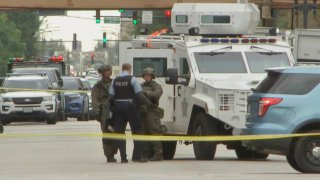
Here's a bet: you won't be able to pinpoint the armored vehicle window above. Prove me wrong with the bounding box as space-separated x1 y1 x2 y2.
194 52 246 73
255 72 320 95
133 58 167 77
4 78 49 90
246 52 290 73
180 58 190 76
176 15 188 23
201 15 230 24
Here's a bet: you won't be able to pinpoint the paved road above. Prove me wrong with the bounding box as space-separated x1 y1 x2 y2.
0 120 318 180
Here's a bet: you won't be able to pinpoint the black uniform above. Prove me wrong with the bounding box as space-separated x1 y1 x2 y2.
111 75 142 162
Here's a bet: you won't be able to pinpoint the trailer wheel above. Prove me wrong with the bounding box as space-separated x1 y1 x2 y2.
162 141 177 160
192 112 217 160
293 130 320 173
235 145 269 160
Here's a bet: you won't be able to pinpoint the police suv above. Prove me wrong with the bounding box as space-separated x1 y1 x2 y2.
119 2 294 160
0 74 59 125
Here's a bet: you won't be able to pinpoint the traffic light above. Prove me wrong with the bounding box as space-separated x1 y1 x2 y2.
119 9 125 13
72 33 77 51
132 11 138 25
103 32 107 48
96 10 101 24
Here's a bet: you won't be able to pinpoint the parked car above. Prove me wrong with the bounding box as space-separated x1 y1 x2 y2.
11 68 65 121
62 77 89 121
80 78 95 120
0 77 4 132
86 70 99 78
0 74 59 125
242 66 320 173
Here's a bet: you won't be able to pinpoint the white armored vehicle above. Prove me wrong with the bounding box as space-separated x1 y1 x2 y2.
119 2 294 160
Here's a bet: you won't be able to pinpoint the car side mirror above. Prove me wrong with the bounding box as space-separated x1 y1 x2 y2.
165 68 178 85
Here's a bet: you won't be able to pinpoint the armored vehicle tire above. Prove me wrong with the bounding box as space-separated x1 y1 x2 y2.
192 112 217 160
293 130 320 173
162 141 177 160
235 145 269 160
286 154 302 172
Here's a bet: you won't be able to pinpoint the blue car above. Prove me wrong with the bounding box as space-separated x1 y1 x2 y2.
242 66 320 173
62 77 89 121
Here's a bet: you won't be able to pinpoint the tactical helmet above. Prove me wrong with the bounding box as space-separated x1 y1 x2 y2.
142 67 155 79
98 65 112 74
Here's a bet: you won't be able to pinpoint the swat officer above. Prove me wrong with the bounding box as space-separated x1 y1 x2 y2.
91 65 117 163
140 67 164 162
109 63 154 163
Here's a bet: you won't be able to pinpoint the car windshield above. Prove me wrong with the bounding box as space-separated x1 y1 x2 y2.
255 72 320 95
4 78 48 90
63 79 81 90
13 69 57 83
194 52 247 73
245 52 290 73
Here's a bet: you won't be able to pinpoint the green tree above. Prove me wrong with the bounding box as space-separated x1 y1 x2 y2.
7 11 41 59
0 13 26 76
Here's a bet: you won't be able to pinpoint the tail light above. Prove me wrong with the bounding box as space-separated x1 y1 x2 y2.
258 97 282 117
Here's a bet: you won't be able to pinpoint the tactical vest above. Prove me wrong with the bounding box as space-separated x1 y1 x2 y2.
142 81 160 106
113 75 135 100
96 79 112 105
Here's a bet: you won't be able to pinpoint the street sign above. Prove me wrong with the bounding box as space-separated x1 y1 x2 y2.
142 11 153 24
104 16 121 24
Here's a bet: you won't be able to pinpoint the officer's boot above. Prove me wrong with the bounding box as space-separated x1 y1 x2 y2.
107 155 117 163
149 141 163 161
140 142 150 163
118 140 128 163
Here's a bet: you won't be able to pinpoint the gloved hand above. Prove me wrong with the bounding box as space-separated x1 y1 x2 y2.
143 91 151 96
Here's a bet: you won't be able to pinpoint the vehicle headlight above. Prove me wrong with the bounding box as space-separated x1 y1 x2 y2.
43 96 53 101
69 94 81 101
3 97 13 102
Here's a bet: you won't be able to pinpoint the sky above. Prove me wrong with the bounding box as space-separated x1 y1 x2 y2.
40 10 120 52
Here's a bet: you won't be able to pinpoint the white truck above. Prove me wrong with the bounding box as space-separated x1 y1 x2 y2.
0 74 59 125
119 2 294 160
293 29 320 64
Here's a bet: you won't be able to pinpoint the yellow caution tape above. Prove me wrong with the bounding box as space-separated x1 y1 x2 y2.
0 87 90 93
1 132 320 141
